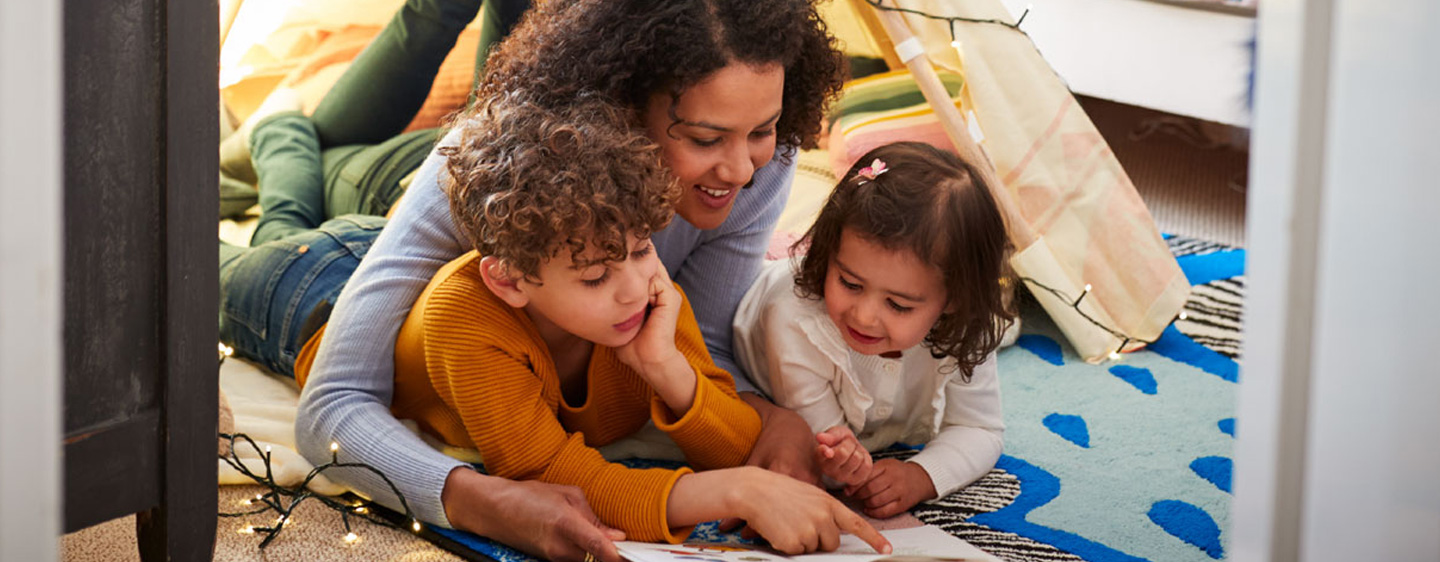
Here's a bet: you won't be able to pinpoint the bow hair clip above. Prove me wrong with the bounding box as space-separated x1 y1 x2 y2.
856 158 888 183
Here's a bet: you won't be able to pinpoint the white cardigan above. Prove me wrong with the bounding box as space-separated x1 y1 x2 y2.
733 260 1004 497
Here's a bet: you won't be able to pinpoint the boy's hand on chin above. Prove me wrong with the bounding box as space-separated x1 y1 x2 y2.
615 262 683 375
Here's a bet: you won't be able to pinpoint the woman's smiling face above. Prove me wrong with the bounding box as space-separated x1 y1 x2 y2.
643 61 785 230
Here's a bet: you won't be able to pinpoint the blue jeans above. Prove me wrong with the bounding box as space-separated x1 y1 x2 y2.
219 215 387 378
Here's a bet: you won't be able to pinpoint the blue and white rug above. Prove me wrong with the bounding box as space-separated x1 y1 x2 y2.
910 235 1245 562
425 235 1247 562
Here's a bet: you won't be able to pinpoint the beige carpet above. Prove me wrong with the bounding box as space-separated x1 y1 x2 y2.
61 484 463 562
61 97 1247 562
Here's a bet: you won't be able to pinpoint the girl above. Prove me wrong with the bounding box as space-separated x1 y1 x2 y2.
733 142 1015 518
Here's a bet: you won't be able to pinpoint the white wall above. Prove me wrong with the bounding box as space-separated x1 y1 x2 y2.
0 0 63 560
1232 0 1440 559
998 0 1256 127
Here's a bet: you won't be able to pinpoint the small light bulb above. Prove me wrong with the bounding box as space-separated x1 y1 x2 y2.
950 39 962 49
1179 311 1188 321
1109 351 1122 360
238 526 255 535
241 499 252 506
1083 284 1093 293
330 442 339 452
255 494 265 501
275 516 286 525
412 520 422 532
354 507 368 514
344 532 359 544
264 445 272 454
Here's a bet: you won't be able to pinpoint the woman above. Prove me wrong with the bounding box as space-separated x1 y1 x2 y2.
228 0 848 558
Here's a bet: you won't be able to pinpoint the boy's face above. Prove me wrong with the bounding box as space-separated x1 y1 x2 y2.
516 235 661 349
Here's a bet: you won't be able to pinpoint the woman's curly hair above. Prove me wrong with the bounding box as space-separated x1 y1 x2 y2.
471 0 846 152
441 93 681 281
793 142 1015 380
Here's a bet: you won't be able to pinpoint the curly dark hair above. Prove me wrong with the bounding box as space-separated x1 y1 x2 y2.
793 142 1014 380
441 93 681 281
471 0 847 151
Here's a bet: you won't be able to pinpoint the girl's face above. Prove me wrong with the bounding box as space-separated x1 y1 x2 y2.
643 61 785 230
824 228 949 356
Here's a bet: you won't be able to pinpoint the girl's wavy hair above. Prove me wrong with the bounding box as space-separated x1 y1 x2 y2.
440 94 681 281
468 0 846 152
793 142 1015 380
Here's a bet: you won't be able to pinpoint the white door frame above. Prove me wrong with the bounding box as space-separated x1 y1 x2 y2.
1233 0 1440 560
0 0 64 559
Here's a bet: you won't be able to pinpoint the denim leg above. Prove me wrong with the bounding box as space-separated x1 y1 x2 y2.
219 215 387 378
250 112 326 246
310 0 483 147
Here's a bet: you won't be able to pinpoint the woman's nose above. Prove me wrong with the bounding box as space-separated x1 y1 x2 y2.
714 142 756 187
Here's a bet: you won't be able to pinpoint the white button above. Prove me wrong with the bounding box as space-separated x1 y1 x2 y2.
885 363 899 373
876 407 892 417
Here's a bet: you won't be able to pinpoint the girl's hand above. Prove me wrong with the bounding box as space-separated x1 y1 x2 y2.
844 458 939 519
814 426 872 487
730 467 891 555
615 262 683 375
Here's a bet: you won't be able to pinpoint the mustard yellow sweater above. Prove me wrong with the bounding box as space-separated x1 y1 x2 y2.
298 252 761 542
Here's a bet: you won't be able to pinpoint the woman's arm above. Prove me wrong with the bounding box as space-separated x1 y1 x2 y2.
294 146 470 524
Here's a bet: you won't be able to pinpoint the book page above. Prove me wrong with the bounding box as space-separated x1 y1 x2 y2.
617 526 1000 562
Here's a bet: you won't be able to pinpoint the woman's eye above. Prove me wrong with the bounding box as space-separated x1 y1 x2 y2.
631 245 653 259
839 277 861 291
750 129 775 140
887 300 914 313
582 271 610 287
692 137 721 148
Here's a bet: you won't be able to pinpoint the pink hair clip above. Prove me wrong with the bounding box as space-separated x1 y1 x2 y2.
856 158 888 182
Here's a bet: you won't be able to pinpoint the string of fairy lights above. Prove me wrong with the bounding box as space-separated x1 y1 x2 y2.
218 344 424 548
1017 277 1189 360
861 0 1190 360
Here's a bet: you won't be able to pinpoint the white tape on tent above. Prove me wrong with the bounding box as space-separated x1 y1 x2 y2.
893 37 925 63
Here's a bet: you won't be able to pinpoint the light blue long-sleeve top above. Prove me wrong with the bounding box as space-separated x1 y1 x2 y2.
294 129 795 527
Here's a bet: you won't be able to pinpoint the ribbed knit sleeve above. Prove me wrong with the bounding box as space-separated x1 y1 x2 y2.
649 288 762 470
413 258 693 543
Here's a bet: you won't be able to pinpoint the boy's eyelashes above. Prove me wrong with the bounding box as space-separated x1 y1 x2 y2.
581 270 610 287
577 244 653 287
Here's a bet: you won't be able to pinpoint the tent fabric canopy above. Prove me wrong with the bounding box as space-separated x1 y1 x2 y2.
829 0 1189 362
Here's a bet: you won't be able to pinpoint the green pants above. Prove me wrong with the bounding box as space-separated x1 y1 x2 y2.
310 0 531 147
221 0 530 220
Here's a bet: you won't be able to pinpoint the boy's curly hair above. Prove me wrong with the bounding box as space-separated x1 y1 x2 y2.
441 94 681 280
471 0 846 152
794 142 1015 380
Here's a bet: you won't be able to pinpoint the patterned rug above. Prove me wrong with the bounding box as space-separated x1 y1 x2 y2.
414 235 1246 562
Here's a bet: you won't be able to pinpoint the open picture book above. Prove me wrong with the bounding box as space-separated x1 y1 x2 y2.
616 526 1001 562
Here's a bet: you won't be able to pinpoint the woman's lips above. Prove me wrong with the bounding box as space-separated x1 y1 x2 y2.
614 310 645 332
693 185 738 209
847 326 883 345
